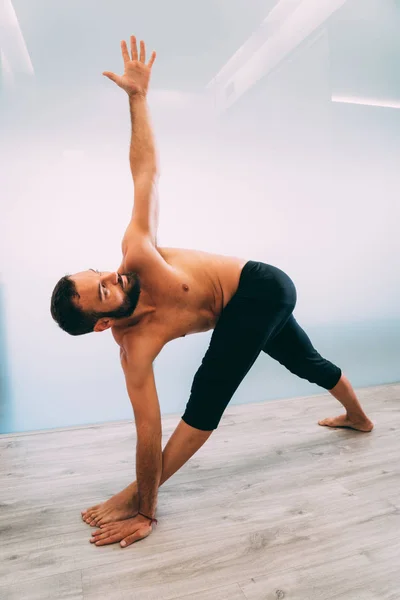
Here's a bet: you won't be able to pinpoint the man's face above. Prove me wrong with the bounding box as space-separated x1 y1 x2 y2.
71 270 140 322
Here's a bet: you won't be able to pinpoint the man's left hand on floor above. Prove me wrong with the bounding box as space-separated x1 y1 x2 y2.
90 514 154 547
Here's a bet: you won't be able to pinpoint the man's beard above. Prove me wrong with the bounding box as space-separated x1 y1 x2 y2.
100 272 141 320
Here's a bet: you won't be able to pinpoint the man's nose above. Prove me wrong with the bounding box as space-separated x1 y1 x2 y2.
102 272 118 285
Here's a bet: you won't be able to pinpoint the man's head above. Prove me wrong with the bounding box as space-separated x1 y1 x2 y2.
50 270 141 336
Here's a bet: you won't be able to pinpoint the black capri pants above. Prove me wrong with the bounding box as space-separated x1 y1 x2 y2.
182 260 342 431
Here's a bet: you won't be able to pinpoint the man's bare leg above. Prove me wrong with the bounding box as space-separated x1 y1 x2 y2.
82 420 212 526
319 373 374 432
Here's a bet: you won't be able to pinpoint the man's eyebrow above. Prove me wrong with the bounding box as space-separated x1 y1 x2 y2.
89 269 102 300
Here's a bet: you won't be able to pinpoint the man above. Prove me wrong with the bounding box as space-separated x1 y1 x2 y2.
50 36 373 549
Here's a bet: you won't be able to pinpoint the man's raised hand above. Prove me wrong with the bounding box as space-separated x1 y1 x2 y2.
103 35 156 96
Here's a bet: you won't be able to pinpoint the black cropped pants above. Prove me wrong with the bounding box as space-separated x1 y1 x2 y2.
182 260 342 431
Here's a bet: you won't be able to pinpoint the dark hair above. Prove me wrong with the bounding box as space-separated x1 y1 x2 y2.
50 275 102 336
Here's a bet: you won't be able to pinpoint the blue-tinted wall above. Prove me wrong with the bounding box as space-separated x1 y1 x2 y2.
1 0 399 433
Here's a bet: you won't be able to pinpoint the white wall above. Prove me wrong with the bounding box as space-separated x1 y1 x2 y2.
1 1 399 433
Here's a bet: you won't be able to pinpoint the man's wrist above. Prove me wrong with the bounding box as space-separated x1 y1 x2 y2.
136 511 158 525
128 90 147 101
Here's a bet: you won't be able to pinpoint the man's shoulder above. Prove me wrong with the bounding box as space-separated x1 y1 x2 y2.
119 236 173 277
114 321 165 358
120 333 165 375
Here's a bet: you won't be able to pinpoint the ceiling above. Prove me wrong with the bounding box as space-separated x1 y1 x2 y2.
6 0 277 90
1 0 399 98
0 0 399 142
329 0 400 104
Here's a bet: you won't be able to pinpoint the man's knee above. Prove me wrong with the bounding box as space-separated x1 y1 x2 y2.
181 413 219 433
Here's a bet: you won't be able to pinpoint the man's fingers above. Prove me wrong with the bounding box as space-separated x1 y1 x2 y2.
139 40 145 63
92 528 108 538
130 35 138 61
95 533 121 546
121 40 130 64
120 534 139 547
91 530 114 542
120 528 150 547
103 71 119 84
148 51 156 69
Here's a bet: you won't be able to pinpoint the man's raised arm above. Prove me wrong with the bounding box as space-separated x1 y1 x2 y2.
127 94 160 244
103 35 159 245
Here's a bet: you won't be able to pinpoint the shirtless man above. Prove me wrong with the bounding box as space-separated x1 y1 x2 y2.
50 36 373 549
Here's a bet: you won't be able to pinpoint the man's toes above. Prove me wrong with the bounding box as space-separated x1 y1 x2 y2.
86 509 99 521
96 512 111 526
84 505 99 517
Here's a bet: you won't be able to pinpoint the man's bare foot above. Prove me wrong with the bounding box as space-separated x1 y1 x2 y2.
318 413 374 432
81 482 138 527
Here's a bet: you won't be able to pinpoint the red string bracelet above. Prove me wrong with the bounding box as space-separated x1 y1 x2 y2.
137 511 158 527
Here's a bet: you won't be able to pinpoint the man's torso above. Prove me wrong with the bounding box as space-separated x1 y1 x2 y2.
112 247 247 350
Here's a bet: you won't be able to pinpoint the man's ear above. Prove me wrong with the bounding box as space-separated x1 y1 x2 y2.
94 318 114 333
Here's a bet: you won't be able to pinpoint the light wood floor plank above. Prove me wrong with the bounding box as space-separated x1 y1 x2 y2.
238 533 400 600
172 583 247 600
0 383 399 599
238 554 377 600
0 571 83 600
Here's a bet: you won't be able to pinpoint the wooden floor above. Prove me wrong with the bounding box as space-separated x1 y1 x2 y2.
1 382 400 600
